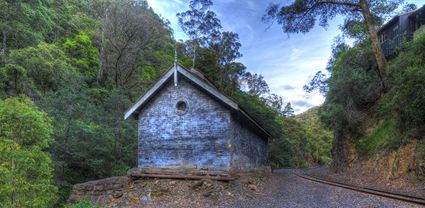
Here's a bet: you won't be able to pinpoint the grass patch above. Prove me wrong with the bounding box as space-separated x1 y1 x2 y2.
357 119 402 156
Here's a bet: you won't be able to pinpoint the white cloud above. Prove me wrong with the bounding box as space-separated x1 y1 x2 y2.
289 48 303 61
146 0 339 113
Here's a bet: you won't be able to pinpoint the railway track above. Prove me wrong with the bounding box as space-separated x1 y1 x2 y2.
294 173 425 206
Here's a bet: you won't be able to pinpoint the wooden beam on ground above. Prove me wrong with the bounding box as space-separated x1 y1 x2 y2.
130 172 236 181
128 168 237 181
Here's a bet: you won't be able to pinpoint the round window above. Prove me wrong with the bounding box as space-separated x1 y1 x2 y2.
176 101 187 115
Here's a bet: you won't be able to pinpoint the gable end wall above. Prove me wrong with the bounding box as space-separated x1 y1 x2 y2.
137 78 232 170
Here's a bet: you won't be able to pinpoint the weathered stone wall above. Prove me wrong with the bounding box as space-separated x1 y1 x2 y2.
138 77 232 170
230 117 268 171
68 176 130 205
68 173 270 207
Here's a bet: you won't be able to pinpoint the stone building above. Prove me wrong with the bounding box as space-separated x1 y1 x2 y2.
124 62 270 173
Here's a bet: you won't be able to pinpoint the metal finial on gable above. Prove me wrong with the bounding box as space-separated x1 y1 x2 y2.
173 47 178 87
174 47 178 64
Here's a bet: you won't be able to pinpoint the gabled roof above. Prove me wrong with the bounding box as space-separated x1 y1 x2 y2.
124 62 271 140
409 4 425 20
378 5 425 33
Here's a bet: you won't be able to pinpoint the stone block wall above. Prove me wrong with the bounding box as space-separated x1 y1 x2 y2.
138 78 232 170
230 117 268 171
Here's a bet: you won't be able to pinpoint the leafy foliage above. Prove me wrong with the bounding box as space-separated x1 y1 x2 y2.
357 119 401 156
296 107 333 164
177 0 221 48
99 0 172 88
0 0 54 63
283 102 295 118
320 42 382 137
262 0 401 34
269 106 333 167
235 91 333 168
65 199 98 208
385 33 425 133
5 42 78 95
177 0 248 95
244 72 270 96
0 97 57 207
1 1 171 205
0 0 338 205
63 32 99 82
306 21 425 170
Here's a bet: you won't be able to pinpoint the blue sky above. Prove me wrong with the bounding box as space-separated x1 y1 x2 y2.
147 0 424 113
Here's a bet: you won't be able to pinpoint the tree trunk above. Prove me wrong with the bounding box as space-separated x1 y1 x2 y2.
10 158 15 206
1 30 7 65
331 131 348 172
359 0 387 90
98 8 109 84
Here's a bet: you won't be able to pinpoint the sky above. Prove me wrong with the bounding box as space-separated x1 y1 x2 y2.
146 0 424 114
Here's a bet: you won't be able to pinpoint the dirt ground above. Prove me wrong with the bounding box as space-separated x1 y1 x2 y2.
305 166 425 198
69 169 423 207
232 169 422 208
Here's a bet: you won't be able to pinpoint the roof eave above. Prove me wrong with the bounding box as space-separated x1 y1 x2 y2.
124 63 271 140
378 16 400 34
124 66 175 120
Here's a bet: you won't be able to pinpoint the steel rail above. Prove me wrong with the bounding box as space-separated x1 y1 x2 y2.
294 173 425 206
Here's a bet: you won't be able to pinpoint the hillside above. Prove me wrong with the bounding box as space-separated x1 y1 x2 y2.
0 1 325 206
295 107 334 165
267 105 334 168
2 0 424 207
314 32 425 188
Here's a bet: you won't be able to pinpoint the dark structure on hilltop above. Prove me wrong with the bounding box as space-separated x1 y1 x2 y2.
378 4 425 57
124 62 270 173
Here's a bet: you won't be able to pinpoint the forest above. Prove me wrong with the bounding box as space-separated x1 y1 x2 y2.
3 0 424 206
0 0 333 206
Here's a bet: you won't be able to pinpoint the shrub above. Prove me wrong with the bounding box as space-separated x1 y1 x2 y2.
387 33 425 133
357 120 401 156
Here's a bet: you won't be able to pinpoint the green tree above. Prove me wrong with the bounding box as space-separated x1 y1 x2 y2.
63 32 100 82
41 86 137 204
178 1 250 95
244 72 270 96
263 93 284 114
99 0 171 87
45 0 80 42
209 32 245 94
0 64 33 96
0 0 54 64
0 97 57 207
283 102 295 117
6 42 78 95
177 0 222 68
295 107 333 165
263 0 405 90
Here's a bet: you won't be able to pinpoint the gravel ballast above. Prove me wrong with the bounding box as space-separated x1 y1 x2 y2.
229 169 423 208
